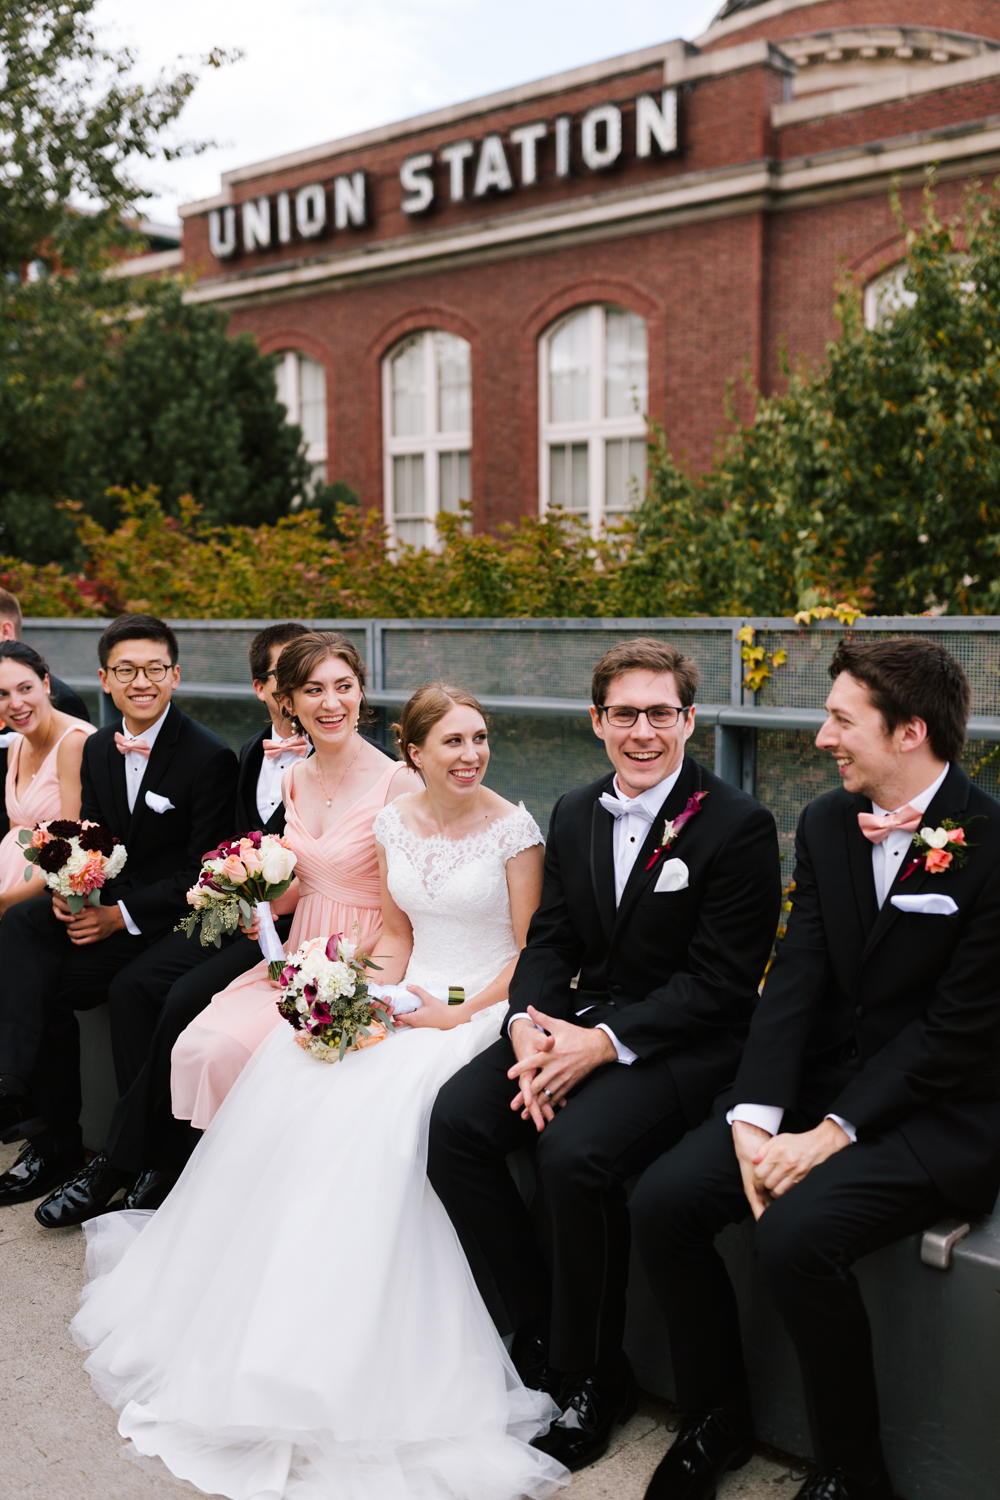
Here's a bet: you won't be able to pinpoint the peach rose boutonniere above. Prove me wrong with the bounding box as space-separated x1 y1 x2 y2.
900 818 976 882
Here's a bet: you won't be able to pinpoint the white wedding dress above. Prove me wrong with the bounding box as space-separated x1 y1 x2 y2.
72 802 567 1500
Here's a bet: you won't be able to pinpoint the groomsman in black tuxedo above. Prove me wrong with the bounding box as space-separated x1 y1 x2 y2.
428 638 781 1471
33 621 311 1226
631 636 1000 1500
0 614 238 1207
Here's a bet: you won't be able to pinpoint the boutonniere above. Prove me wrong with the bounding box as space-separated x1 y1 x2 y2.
900 817 975 882
645 791 708 872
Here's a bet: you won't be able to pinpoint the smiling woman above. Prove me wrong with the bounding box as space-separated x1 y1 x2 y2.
0 642 95 920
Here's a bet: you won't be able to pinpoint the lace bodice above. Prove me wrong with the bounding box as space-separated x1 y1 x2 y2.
373 801 543 996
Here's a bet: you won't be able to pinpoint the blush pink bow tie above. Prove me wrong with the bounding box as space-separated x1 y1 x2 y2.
114 732 151 758
857 805 922 844
262 735 310 761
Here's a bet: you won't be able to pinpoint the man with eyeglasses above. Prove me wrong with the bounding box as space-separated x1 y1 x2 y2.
0 614 238 1211
429 636 781 1474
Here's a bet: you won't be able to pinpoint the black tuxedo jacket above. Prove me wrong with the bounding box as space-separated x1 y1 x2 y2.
507 756 781 1125
80 702 239 939
734 764 1000 1214
234 728 291 837
49 674 91 723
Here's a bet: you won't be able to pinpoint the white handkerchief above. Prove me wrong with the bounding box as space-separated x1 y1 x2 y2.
367 982 450 1015
144 790 175 814
890 893 958 917
654 857 689 894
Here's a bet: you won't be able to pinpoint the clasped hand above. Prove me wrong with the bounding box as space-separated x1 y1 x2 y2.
52 892 125 946
507 1006 615 1132
733 1117 850 1220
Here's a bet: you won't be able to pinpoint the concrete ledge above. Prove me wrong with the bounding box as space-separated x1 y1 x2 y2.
774 46 1000 126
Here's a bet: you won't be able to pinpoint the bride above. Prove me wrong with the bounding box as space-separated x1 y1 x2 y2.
72 681 568 1500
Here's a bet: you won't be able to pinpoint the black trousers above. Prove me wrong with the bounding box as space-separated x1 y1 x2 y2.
630 1104 949 1475
106 922 290 1174
428 1031 687 1373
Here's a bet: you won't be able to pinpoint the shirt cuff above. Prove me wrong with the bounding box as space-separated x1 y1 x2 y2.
595 1022 637 1065
726 1103 785 1136
507 1011 542 1036
118 901 141 937
825 1113 857 1144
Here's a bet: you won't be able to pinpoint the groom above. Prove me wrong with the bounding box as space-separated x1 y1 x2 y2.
630 635 1000 1500
428 637 781 1470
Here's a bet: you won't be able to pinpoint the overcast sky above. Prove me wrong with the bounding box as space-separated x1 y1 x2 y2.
92 0 721 227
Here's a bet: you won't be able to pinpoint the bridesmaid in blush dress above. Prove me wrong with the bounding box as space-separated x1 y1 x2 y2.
170 632 420 1129
0 641 94 914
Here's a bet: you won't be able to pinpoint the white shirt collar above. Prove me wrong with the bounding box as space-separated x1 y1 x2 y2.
610 761 684 820
871 762 950 820
120 703 171 749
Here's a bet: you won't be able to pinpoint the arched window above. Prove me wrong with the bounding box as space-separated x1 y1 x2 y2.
275 351 328 492
863 265 915 330
382 330 472 548
539 305 648 529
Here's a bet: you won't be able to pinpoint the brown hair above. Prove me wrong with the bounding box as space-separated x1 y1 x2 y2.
248 621 310 683
274 631 372 732
829 636 971 763
393 682 487 772
591 637 700 709
0 588 22 634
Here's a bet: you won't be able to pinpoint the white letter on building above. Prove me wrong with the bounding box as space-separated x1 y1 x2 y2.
400 153 435 214
554 116 571 177
276 191 291 243
439 140 475 201
636 89 678 157
473 135 513 197
509 122 547 186
242 196 271 251
581 104 622 171
295 183 327 238
334 171 367 228
208 206 237 258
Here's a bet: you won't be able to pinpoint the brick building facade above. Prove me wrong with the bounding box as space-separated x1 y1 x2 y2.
174 0 1000 540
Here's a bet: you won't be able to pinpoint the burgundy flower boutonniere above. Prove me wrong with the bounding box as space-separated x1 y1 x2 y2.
645 791 708 872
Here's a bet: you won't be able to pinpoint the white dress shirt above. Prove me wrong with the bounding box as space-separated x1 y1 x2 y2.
117 706 171 936
728 762 952 1144
509 765 684 1066
255 731 308 827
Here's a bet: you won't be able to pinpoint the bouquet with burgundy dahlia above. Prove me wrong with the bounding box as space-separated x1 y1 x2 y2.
276 933 392 1063
19 819 127 912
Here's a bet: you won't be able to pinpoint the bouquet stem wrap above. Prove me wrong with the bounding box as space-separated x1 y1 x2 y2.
256 901 287 982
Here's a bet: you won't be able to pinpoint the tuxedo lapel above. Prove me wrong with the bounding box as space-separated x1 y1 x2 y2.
238 731 266 830
590 782 616 944
128 703 182 842
859 763 970 968
105 731 130 837
844 799 879 938
612 757 700 940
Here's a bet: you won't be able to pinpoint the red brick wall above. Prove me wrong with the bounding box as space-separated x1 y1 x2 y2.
700 0 1000 51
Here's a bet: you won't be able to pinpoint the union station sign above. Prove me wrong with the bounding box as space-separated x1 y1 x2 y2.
207 88 678 259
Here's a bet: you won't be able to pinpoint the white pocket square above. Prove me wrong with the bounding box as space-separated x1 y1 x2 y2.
890 893 958 917
654 857 689 894
144 790 175 814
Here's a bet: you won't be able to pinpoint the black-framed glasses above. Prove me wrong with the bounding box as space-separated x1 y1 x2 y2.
598 704 691 729
107 661 172 684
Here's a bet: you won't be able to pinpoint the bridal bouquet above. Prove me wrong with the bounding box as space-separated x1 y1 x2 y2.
179 833 297 980
276 933 393 1063
19 819 127 912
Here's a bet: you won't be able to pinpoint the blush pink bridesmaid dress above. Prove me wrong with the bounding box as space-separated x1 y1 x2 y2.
0 722 95 896
170 757 399 1130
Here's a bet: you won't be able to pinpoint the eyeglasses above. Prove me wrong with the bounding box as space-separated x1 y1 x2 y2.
598 704 691 729
107 661 172 684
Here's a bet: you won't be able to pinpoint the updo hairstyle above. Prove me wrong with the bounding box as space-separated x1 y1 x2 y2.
393 682 488 772
0 640 50 684
274 632 373 734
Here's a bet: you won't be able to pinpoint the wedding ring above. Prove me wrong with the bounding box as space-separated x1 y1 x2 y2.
541 1088 553 1101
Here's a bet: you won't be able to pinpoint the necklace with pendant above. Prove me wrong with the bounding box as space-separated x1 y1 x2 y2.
314 737 361 808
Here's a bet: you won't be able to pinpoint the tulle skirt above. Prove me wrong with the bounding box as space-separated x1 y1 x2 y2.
72 1004 568 1500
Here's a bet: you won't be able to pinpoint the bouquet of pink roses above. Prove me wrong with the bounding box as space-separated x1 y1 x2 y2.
19 819 127 912
276 933 393 1063
179 832 297 980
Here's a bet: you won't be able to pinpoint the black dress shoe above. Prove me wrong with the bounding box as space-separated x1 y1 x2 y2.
531 1358 639 1472
34 1151 133 1228
0 1143 84 1206
644 1405 754 1500
120 1168 177 1211
794 1468 893 1500
511 1329 560 1398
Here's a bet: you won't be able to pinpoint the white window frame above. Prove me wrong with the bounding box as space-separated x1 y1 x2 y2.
276 350 328 494
538 304 647 533
382 330 472 549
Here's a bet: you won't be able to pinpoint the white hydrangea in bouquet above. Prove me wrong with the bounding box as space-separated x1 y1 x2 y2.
276 933 393 1063
19 819 127 912
179 833 297 979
